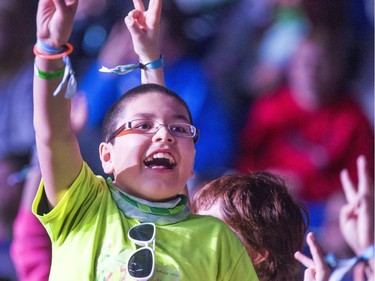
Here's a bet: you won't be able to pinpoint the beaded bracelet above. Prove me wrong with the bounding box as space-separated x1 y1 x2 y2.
33 43 74 60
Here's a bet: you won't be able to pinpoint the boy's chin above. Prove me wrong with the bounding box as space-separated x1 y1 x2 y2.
139 186 186 202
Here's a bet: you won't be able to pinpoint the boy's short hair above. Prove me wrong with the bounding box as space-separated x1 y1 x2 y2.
102 83 194 143
192 172 309 281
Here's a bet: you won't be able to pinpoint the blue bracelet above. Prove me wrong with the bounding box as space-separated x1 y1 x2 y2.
325 245 374 281
36 39 64 54
99 55 164 75
139 56 164 70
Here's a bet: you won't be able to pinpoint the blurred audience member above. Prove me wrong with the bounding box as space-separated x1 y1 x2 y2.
295 155 374 281
234 27 374 230
302 0 374 128
0 1 37 280
9 152 51 281
246 0 310 97
203 0 270 128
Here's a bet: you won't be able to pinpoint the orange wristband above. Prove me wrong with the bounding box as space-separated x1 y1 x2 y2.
33 43 74 60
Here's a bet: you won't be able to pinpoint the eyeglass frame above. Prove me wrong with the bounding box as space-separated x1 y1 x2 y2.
127 222 156 281
106 119 199 144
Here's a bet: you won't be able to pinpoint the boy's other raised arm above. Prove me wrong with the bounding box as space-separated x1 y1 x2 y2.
125 0 165 85
34 0 82 207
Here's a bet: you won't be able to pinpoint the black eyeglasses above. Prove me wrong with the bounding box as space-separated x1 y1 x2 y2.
107 119 199 143
127 223 156 281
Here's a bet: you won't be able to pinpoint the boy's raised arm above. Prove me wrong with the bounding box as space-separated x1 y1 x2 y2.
34 0 82 207
125 0 165 85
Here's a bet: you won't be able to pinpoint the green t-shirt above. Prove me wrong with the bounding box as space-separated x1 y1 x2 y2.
33 162 258 281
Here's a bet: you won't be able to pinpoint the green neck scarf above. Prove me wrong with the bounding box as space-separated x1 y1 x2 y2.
107 178 190 225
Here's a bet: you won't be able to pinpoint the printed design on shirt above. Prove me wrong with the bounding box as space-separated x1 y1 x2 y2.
96 243 181 280
97 243 130 280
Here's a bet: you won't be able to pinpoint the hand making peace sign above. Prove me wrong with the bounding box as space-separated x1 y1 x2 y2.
36 0 78 49
125 0 162 63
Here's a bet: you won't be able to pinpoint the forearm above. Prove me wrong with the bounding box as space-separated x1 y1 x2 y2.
33 55 83 207
33 56 72 142
141 67 165 86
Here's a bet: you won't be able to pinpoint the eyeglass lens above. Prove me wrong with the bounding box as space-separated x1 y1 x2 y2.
128 248 154 278
129 223 155 243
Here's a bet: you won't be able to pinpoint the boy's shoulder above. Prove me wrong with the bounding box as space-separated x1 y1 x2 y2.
179 213 233 233
187 212 224 222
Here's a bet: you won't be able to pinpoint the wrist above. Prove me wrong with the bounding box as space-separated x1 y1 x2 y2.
139 55 164 70
36 39 65 54
34 55 77 99
34 39 73 60
34 56 65 71
139 53 162 64
98 55 164 75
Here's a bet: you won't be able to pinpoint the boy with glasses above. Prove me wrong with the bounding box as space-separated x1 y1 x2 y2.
32 0 258 280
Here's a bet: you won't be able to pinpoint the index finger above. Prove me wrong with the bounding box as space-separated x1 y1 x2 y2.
340 168 356 202
307 233 328 272
133 0 145 11
294 251 314 268
356 155 372 197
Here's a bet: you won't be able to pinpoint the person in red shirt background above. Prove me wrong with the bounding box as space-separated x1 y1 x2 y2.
235 27 374 217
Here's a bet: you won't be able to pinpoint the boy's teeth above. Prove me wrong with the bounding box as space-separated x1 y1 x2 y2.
145 152 175 164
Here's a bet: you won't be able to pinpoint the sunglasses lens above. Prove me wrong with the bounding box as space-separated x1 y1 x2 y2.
129 224 154 242
128 248 154 278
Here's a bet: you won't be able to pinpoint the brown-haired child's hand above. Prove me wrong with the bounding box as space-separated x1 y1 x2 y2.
295 232 331 281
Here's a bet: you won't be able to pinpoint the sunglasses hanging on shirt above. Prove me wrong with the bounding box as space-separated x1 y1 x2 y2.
127 223 156 280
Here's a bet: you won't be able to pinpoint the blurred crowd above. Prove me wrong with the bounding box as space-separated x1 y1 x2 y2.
0 0 373 280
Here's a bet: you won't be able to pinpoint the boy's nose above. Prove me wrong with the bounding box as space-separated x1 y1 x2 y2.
152 125 175 143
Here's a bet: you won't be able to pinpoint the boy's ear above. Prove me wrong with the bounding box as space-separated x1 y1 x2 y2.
99 142 114 174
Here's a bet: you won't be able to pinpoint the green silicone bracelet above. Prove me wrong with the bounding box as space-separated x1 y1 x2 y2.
34 64 65 80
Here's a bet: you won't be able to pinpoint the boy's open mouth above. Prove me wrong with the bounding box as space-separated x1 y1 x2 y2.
144 152 176 169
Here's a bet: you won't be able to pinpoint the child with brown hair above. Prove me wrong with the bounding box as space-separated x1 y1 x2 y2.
192 172 309 281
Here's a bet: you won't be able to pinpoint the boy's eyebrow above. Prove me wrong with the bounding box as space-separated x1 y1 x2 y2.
130 113 191 123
